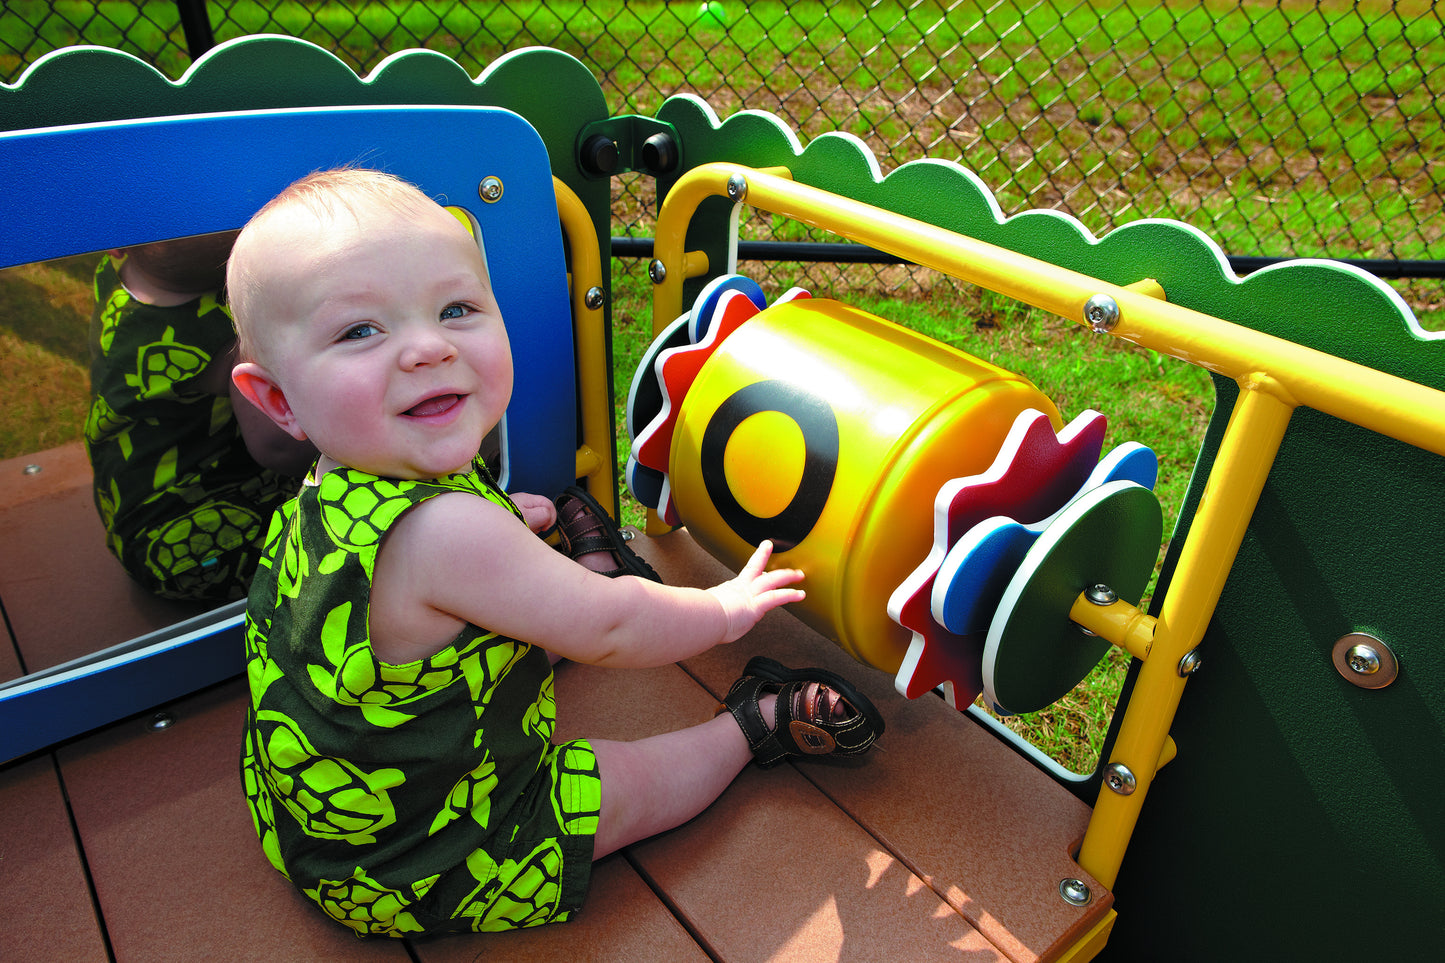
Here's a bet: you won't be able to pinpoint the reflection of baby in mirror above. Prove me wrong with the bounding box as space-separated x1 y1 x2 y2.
85 233 314 601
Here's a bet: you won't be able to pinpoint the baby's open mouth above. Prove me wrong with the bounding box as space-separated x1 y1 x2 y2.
404 393 462 417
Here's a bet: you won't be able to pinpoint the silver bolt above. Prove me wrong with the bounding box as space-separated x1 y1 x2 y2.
23 464 42 475
1084 294 1120 333
1085 583 1118 605
584 285 606 310
1331 633 1399 690
1103 762 1137 795
478 176 504 203
726 172 749 202
1059 878 1092 906
149 711 175 731
1345 643 1381 676
1178 648 1204 677
648 259 668 284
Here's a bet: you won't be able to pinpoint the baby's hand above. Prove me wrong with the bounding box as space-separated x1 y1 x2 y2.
706 540 805 643
511 492 558 535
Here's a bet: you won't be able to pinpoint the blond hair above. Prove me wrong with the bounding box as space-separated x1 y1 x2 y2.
227 168 441 363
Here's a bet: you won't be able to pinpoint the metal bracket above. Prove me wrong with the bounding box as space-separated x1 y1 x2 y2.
576 115 680 179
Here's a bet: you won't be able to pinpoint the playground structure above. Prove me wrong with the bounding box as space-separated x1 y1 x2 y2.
1 38 1442 961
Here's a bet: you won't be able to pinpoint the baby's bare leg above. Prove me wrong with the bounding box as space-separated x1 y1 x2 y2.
590 694 778 860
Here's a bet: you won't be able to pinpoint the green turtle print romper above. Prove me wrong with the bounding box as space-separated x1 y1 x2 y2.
241 457 602 937
85 255 296 600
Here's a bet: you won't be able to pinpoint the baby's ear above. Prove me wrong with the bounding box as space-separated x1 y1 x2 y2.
232 362 307 441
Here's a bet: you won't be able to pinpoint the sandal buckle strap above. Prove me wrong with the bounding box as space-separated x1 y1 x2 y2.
789 720 836 755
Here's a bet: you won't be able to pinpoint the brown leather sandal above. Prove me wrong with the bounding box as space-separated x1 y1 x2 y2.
721 656 885 768
553 485 662 582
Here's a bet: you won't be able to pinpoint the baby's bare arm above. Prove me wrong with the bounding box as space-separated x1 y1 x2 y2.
368 492 802 666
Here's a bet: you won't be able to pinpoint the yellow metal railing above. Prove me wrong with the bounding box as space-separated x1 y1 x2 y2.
553 177 616 518
648 162 1445 900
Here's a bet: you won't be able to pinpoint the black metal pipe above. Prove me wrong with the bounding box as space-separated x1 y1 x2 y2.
610 237 1445 281
1226 256 1445 279
175 0 216 59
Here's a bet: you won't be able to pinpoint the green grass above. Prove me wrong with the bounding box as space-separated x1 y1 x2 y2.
0 255 93 458
5 1 1440 260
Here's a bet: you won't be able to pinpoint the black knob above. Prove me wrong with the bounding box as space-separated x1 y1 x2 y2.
581 134 619 175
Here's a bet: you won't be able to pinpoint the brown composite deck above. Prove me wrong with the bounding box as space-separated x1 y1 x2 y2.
1 443 1111 962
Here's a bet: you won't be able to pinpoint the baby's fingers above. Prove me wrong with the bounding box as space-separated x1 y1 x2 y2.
744 565 804 617
757 584 806 611
738 539 776 578
752 565 804 593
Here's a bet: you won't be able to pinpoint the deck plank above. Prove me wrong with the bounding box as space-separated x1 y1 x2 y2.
0 754 110 962
553 660 997 961
635 529 1112 962
56 679 408 963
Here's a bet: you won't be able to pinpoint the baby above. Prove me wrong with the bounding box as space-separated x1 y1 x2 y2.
227 168 883 937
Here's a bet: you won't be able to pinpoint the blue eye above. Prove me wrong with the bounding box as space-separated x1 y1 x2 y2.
440 304 469 321
341 322 378 340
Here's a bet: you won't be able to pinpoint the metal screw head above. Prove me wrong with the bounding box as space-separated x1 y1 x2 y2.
584 285 606 310
1085 583 1118 605
1060 878 1092 906
23 463 42 475
1103 762 1137 795
1084 294 1120 333
478 176 504 203
1331 632 1399 689
648 259 668 284
726 172 749 202
149 711 175 731
1346 644 1380 675
1178 648 1204 677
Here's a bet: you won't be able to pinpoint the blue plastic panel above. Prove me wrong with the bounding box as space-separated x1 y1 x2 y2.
0 104 576 495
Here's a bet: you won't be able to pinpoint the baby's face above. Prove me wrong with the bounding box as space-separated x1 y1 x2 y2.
248 201 513 479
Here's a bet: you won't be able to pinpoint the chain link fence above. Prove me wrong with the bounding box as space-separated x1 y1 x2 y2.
3 1 1441 309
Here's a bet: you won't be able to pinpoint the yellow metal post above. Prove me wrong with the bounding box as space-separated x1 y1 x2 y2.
1077 382 1294 887
553 177 616 518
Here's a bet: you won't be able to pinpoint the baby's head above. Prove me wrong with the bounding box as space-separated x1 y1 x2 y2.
229 168 513 480
229 169 459 365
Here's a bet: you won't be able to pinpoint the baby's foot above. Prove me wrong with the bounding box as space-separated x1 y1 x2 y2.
721 657 885 768
552 487 661 581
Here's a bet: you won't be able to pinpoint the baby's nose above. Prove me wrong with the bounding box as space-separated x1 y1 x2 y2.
400 328 457 368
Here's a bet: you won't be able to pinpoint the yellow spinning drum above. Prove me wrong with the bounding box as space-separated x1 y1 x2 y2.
668 298 1060 671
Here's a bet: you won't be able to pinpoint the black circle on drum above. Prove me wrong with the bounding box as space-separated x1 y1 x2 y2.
699 380 839 551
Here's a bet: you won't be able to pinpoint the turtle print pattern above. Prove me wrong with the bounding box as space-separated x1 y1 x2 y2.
84 256 296 600
242 457 602 937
